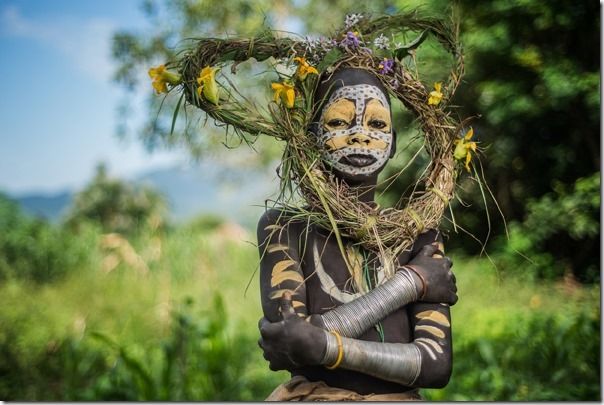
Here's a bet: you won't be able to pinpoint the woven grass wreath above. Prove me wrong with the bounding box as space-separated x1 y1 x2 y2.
150 12 474 268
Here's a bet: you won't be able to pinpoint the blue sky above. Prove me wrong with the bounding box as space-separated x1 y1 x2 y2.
0 0 182 195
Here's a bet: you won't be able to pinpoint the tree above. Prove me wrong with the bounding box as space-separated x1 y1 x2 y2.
439 0 599 281
65 163 166 235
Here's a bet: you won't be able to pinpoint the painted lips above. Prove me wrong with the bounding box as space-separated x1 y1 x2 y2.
339 154 378 167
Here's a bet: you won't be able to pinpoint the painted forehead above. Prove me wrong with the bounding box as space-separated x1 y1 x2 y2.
323 84 389 112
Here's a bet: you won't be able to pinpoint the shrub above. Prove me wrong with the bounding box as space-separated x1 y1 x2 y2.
0 294 278 401
65 164 167 236
0 194 96 283
493 172 600 282
424 305 600 401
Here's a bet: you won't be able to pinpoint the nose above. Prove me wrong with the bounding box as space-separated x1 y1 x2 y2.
347 134 371 146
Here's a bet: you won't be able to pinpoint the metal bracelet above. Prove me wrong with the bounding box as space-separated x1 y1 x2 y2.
320 269 419 337
321 329 339 366
338 336 422 386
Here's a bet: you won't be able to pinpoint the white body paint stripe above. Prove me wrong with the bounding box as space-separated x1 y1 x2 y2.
416 337 444 354
313 241 361 303
416 341 437 361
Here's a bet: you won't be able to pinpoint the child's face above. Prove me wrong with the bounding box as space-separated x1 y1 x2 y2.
317 83 393 179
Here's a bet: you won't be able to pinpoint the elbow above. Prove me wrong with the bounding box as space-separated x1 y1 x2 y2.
415 352 452 388
427 365 452 388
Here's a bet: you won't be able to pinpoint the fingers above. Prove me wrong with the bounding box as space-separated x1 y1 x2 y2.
259 318 282 338
280 291 297 320
418 243 438 257
432 242 444 258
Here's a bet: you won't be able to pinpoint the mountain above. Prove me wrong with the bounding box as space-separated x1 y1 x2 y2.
15 191 72 222
10 163 277 227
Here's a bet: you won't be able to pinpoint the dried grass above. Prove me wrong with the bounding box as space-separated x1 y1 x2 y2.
167 12 466 270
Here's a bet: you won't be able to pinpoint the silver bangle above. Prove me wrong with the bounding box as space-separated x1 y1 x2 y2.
321 329 339 366
320 269 419 337
338 336 422 386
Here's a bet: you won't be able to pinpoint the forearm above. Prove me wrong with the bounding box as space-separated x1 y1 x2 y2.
314 267 421 338
320 303 453 388
322 332 422 386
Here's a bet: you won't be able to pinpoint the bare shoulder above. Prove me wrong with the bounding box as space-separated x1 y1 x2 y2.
257 208 306 239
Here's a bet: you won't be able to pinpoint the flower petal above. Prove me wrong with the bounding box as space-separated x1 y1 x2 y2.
285 88 295 108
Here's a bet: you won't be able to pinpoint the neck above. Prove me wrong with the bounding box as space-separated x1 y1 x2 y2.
342 176 378 204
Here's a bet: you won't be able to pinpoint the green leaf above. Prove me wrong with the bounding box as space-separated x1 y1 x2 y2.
393 30 428 61
318 48 343 71
170 93 184 136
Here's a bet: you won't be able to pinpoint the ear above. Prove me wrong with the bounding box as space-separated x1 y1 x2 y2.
389 129 397 158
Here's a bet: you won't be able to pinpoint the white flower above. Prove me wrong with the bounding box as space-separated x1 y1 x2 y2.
344 13 363 29
303 36 320 53
373 34 390 50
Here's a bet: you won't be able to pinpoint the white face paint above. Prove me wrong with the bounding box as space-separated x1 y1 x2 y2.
317 84 393 176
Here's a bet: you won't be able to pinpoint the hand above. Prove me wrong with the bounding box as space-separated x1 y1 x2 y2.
406 243 457 305
258 292 326 371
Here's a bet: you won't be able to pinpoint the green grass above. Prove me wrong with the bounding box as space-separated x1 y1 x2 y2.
0 226 599 400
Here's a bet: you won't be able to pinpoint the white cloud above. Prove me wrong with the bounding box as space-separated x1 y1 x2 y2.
0 5 116 82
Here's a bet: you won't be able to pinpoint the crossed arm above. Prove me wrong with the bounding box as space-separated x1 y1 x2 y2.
257 209 456 388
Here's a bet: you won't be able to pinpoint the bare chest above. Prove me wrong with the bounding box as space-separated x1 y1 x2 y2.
299 228 413 343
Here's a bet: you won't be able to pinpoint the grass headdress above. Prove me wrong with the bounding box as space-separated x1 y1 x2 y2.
150 11 474 269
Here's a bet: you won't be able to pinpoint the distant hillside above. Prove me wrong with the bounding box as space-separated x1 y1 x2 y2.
11 163 276 227
16 191 72 222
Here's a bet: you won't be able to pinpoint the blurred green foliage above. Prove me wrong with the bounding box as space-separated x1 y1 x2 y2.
0 294 278 400
439 308 600 401
0 193 96 283
440 0 600 284
494 172 600 282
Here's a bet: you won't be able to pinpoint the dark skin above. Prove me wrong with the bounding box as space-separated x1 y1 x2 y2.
257 68 457 394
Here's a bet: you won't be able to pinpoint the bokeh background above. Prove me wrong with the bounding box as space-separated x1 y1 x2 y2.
0 0 599 401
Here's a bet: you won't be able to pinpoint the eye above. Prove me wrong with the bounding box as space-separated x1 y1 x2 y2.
327 119 349 128
368 119 387 129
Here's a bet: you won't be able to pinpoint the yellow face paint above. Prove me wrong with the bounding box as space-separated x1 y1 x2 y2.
324 135 388 151
322 99 355 131
317 84 393 176
363 99 391 132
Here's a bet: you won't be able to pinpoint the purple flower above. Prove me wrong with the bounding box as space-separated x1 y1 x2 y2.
340 31 360 48
379 58 395 75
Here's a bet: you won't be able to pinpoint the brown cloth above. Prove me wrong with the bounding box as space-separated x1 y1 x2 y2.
265 375 423 402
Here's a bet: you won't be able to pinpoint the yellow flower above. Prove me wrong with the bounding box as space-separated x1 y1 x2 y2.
293 57 318 81
271 81 295 108
148 64 182 94
196 66 220 105
428 82 443 106
454 127 477 172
